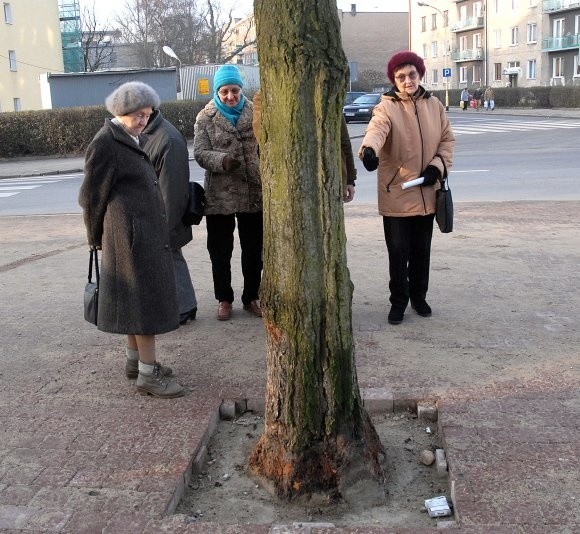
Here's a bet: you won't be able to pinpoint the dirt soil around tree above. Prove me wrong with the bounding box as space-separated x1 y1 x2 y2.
176 411 450 529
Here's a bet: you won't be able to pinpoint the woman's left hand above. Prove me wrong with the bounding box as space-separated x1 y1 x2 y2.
343 184 355 203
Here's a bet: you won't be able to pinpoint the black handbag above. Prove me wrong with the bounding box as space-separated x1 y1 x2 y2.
435 154 453 233
182 181 206 226
84 249 99 325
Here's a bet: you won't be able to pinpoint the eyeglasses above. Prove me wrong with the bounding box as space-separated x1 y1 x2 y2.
218 87 241 97
394 71 419 83
126 112 151 121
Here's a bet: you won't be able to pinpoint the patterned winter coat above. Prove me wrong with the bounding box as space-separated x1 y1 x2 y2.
78 119 179 335
193 99 261 215
359 86 455 217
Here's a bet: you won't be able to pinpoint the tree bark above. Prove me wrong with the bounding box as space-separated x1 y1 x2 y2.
248 0 385 503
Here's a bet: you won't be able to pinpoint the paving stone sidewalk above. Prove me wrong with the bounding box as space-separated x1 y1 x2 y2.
1 119 579 532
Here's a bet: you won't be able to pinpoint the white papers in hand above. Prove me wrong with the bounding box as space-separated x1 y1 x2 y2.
401 177 425 189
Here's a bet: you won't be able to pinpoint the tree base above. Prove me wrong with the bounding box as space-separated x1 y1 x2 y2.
248 412 386 505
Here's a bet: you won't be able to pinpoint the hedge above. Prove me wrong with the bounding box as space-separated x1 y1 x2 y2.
0 100 205 159
1 86 579 158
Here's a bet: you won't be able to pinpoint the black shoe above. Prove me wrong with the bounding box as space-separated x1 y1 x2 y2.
411 300 432 317
388 307 404 325
179 307 197 325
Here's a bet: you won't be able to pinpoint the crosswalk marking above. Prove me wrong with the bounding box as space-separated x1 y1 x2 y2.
452 119 580 136
0 175 78 199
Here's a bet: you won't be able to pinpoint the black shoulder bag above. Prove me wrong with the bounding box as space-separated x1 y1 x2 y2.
435 154 453 234
182 181 206 226
84 249 99 325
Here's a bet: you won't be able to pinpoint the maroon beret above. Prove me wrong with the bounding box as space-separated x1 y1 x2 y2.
387 51 426 85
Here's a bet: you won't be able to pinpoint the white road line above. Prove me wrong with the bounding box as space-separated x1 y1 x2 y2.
0 192 19 198
0 185 43 191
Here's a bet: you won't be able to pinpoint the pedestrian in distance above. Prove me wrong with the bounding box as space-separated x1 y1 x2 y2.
460 87 470 111
79 81 184 398
193 65 263 321
358 51 455 325
143 109 199 326
484 86 495 111
473 87 483 111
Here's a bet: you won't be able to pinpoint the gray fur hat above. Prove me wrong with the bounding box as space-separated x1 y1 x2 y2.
105 81 160 116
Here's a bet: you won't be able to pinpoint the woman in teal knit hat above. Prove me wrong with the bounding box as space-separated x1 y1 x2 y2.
193 65 263 321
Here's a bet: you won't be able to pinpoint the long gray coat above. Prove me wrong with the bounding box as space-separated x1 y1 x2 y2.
193 99 261 215
79 119 179 335
142 110 192 250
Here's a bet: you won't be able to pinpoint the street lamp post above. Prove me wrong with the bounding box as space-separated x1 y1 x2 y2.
417 1 450 111
162 45 183 100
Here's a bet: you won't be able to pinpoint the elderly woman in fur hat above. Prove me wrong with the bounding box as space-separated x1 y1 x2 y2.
358 51 455 326
78 81 184 398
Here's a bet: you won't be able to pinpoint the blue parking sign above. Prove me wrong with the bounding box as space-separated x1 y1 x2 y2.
442 68 451 77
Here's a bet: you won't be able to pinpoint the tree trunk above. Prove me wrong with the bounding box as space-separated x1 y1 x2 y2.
248 0 385 503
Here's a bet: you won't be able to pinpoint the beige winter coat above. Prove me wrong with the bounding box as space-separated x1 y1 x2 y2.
359 87 455 217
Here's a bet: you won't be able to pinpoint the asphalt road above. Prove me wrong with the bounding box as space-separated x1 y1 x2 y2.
1 113 579 216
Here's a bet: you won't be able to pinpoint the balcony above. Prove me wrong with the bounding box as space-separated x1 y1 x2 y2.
451 47 485 62
542 0 580 13
542 33 580 50
450 16 484 32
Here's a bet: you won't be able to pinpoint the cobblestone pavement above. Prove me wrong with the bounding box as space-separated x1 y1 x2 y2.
0 112 579 532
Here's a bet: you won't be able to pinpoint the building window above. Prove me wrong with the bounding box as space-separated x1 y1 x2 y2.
473 65 482 83
575 14 579 34
421 16 426 32
13 97 20 111
495 0 500 13
422 43 428 58
553 57 564 77
460 66 468 83
8 49 16 71
494 63 502 81
527 23 537 43
3 3 12 24
432 69 438 84
553 18 564 38
460 5 467 20
494 29 502 48
431 13 437 30
527 59 536 79
474 33 482 49
431 41 438 58
574 54 580 76
444 39 450 56
474 1 482 17
511 0 517 9
510 27 519 46
443 10 449 27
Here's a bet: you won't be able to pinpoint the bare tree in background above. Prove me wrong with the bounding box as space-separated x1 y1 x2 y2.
80 1 116 71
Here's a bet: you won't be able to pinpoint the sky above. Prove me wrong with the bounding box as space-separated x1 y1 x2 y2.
78 0 407 25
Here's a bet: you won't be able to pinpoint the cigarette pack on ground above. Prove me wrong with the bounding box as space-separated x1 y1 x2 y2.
424 495 452 518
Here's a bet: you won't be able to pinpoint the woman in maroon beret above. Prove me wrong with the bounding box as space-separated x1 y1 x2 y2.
358 51 455 325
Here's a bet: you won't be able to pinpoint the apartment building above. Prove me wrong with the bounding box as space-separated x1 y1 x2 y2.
411 0 580 90
0 1 64 111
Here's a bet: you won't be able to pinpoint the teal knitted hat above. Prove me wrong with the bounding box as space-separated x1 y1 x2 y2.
213 65 244 92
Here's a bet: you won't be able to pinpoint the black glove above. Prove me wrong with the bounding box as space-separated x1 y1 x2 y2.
421 165 441 186
223 155 241 172
362 147 379 172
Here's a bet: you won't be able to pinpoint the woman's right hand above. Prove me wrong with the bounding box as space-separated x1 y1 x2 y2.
362 147 379 172
223 155 241 172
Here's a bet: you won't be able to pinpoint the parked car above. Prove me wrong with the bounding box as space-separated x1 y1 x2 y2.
344 91 366 105
343 93 382 123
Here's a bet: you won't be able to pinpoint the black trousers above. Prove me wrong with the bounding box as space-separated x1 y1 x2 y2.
382 214 435 310
206 212 263 306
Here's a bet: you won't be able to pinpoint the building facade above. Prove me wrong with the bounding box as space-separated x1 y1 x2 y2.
0 1 64 111
411 0 580 91
223 5 408 85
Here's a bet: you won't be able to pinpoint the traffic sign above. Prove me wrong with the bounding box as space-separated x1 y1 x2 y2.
442 68 452 77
